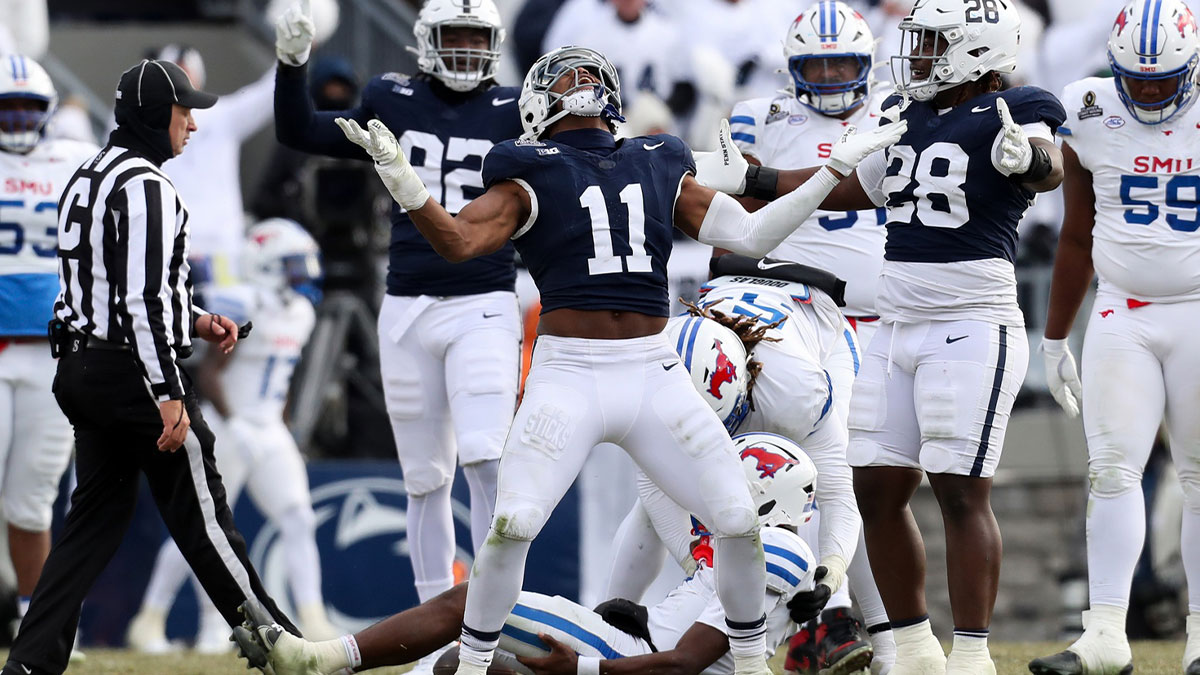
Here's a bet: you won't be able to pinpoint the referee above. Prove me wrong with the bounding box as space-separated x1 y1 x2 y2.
1 60 298 675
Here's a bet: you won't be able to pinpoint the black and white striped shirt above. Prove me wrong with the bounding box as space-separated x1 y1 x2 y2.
54 144 206 402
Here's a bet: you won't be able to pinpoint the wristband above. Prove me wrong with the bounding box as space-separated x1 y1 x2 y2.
742 164 779 201
1015 143 1052 183
577 656 601 675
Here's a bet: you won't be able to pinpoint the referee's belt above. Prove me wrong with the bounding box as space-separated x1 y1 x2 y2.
66 331 132 353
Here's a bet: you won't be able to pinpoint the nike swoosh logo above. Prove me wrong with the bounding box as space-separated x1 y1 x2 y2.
971 106 991 113
483 312 502 318
492 97 516 106
20 666 31 674
662 362 678 371
643 141 666 150
945 335 969 344
756 260 790 270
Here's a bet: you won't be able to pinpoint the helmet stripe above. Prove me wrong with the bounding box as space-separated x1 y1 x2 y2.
682 316 704 370
1140 0 1152 63
828 1 837 41
1150 0 1164 63
7 55 16 82
819 1 828 42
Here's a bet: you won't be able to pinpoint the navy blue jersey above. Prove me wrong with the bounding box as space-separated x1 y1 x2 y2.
481 129 694 316
275 66 524 296
873 86 1067 263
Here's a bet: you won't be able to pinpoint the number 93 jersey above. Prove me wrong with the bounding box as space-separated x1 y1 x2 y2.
857 87 1066 324
481 128 695 316
1060 77 1200 302
0 138 98 335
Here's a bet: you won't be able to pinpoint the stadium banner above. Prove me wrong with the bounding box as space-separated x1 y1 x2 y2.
60 461 580 647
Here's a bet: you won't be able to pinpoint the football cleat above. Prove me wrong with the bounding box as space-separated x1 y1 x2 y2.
785 620 820 674
816 608 874 675
1188 658 1200 675
945 648 994 675
1027 649 1132 675
1028 620 1132 675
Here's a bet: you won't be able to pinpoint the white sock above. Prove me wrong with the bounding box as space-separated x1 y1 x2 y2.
893 616 939 655
1086 491 1144 609
408 483 456 604
279 505 324 608
463 460 499 555
950 628 989 655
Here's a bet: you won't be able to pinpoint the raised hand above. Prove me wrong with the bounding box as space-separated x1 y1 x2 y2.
992 97 1033 176
694 118 750 195
275 0 315 67
335 117 430 211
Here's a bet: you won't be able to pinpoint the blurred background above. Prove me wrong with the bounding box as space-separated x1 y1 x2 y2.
0 0 1188 654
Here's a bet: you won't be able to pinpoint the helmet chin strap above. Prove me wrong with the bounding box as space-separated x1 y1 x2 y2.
561 85 606 117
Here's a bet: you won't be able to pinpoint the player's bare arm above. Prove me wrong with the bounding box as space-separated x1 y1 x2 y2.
1043 142 1096 340
518 624 729 675
334 116 528 262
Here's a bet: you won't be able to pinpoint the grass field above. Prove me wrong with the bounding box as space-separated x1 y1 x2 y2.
3 641 1187 674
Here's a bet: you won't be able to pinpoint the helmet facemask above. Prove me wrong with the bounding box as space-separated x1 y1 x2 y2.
519 47 624 140
789 54 872 113
891 24 959 102
782 1 877 115
411 0 506 93
0 96 52 154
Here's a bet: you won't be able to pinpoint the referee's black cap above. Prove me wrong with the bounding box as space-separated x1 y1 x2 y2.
115 59 217 112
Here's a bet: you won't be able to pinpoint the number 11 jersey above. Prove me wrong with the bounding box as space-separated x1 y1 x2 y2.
481 128 695 316
856 87 1066 325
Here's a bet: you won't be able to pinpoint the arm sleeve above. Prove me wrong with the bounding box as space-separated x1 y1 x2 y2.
221 65 280 142
120 177 186 401
855 150 889 207
274 63 374 160
697 167 842 256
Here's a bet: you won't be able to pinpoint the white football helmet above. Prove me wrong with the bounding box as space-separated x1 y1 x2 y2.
411 0 505 93
0 55 57 154
890 0 1021 102
1108 0 1200 125
733 432 818 527
518 45 624 140
784 1 876 114
666 315 751 434
241 218 323 305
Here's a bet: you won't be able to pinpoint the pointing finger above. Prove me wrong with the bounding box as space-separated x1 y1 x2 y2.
996 96 1014 128
300 0 311 17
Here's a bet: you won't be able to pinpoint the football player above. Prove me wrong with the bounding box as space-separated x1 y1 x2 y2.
607 257 883 674
726 3 896 670
126 219 337 652
0 55 98 638
329 45 903 675
1029 2 1200 674
696 0 1068 671
234 434 818 675
272 2 523 668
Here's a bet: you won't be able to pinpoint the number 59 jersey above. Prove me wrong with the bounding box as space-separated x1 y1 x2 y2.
0 138 98 336
1060 77 1200 302
481 128 695 316
857 87 1067 324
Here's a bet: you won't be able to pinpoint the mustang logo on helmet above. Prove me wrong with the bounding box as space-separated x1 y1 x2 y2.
740 445 798 479
706 338 738 400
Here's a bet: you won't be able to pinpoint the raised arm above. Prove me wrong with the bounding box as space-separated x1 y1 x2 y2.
676 121 905 256
336 118 526 261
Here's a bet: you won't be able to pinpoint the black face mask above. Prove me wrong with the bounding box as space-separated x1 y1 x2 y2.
110 102 174 165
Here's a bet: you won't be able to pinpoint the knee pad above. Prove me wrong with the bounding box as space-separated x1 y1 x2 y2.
383 369 425 421
490 504 549 542
278 504 317 537
707 503 759 538
405 465 454 498
1087 449 1143 499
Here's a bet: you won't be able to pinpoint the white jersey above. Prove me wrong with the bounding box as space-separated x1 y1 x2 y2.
647 527 813 675
698 274 846 362
207 285 315 423
0 138 98 335
1059 77 1200 302
730 93 890 317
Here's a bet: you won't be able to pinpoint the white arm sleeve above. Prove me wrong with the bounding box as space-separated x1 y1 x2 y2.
696 166 842 257
855 150 889 207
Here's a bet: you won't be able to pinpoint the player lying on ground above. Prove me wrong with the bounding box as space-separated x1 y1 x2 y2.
233 433 818 675
312 45 903 675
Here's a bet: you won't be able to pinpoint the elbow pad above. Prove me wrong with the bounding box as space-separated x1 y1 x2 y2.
697 167 841 256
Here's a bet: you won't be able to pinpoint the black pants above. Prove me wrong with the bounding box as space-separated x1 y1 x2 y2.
5 345 298 675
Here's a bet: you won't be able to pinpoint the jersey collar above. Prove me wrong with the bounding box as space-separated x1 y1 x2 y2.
548 127 617 150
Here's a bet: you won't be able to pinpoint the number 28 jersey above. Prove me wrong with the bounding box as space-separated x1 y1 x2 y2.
1060 77 1200 302
481 128 695 316
857 87 1066 324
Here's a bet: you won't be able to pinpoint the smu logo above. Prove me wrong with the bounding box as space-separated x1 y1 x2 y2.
740 445 798 479
706 338 738 399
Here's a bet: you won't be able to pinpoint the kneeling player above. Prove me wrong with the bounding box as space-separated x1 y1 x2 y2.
234 436 818 675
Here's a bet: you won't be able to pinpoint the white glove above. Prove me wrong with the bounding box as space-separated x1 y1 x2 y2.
335 117 431 211
693 118 749 195
827 120 908 177
991 97 1033 176
1041 337 1083 418
816 553 848 595
275 0 315 67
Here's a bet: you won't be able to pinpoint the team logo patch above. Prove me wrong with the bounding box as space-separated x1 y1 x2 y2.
514 138 546 147
740 445 798 479
535 147 560 156
1078 91 1103 120
766 102 789 124
1178 7 1197 37
381 72 411 85
1104 115 1126 129
391 85 414 96
788 114 809 125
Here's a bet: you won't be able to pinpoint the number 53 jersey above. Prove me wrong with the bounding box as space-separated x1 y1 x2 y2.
856 87 1066 325
481 128 695 316
1060 77 1200 303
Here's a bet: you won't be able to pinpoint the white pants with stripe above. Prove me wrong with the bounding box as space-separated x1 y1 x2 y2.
846 319 1028 477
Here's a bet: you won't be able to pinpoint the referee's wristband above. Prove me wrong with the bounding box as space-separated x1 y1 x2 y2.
577 656 601 675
